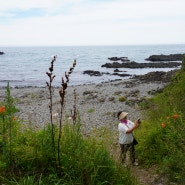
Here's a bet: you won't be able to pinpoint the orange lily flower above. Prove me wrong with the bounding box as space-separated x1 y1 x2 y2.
13 117 17 121
0 106 6 114
161 123 166 128
173 114 179 119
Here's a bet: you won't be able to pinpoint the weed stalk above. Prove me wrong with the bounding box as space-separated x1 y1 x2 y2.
58 59 76 169
71 89 77 125
46 56 56 156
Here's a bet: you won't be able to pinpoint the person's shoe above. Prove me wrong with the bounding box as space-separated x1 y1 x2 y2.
132 162 138 166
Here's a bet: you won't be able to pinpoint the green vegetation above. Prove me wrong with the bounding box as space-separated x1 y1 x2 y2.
0 57 137 185
118 96 126 102
137 56 185 184
1 55 185 184
87 108 95 113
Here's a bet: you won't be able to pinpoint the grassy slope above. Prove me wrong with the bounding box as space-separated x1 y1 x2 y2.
136 57 185 184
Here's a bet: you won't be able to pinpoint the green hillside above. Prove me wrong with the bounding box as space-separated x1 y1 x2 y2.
136 56 185 184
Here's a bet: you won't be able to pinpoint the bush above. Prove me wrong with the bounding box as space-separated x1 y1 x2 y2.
119 96 126 102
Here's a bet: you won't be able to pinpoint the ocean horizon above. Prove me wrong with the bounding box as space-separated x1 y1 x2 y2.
0 44 185 88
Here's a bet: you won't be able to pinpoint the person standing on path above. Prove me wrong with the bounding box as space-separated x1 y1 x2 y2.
117 111 141 166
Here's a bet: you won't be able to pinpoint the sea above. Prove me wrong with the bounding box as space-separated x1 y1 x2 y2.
0 44 185 88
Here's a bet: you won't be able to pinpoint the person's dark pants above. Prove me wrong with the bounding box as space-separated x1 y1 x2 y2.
120 143 135 164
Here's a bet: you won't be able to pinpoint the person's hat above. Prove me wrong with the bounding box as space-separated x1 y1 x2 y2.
119 112 128 120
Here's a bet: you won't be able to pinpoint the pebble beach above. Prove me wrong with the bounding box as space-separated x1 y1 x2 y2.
0 75 169 134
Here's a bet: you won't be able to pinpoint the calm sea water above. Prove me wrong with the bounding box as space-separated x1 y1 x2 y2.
0 45 185 87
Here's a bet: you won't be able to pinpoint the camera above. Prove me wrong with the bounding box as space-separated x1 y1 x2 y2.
137 118 141 123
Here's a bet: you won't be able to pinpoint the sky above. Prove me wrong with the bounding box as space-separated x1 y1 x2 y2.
0 0 185 46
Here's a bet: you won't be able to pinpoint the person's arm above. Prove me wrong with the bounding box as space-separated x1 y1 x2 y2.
126 120 140 134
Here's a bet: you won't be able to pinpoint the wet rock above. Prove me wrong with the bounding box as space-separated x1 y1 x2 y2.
114 69 124 72
108 57 130 62
133 70 178 83
112 73 131 77
83 70 103 76
0 51 5 55
145 54 185 61
101 61 181 68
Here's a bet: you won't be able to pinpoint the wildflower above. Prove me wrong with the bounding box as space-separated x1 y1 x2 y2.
173 114 179 119
13 117 17 121
161 123 166 128
0 106 6 114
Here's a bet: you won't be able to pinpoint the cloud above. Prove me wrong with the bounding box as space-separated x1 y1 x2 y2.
0 0 185 46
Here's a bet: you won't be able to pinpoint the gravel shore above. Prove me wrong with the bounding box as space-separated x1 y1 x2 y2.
0 77 168 134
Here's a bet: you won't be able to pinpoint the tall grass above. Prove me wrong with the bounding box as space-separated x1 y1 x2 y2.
137 56 185 184
0 82 19 169
0 57 137 185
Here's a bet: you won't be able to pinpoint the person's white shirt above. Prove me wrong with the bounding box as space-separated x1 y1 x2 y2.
118 120 134 144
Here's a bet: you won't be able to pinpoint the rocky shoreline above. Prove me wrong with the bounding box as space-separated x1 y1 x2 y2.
108 53 184 62
0 70 177 134
83 53 183 77
145 53 184 61
101 61 181 68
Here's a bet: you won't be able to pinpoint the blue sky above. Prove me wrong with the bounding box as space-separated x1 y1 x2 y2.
0 0 185 46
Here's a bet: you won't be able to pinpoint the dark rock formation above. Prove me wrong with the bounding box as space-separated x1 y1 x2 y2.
114 69 124 72
101 61 181 68
0 51 5 55
145 54 184 61
112 73 131 77
83 70 103 76
108 57 130 62
83 70 130 77
114 69 121 72
133 69 178 83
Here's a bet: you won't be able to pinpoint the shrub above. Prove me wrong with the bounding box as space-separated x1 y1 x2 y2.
119 96 126 102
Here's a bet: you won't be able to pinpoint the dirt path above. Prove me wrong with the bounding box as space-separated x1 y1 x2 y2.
111 143 167 185
131 165 167 185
